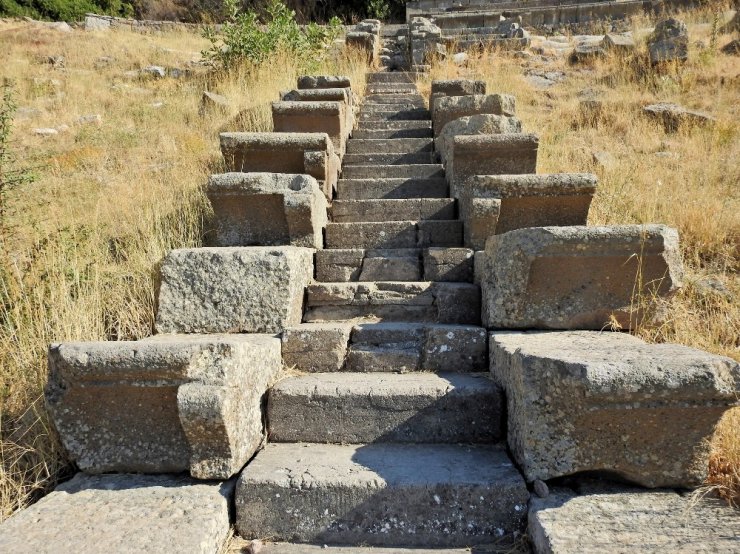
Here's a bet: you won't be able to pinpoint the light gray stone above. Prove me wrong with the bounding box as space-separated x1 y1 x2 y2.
281 87 354 133
219 132 339 200
422 324 487 372
481 225 684 330
430 79 486 109
231 542 484 553
423 247 474 282
272 101 348 155
460 173 597 249
491 330 740 487
206 173 327 248
603 32 635 52
236 443 529 547
436 114 523 166
448 133 539 199
643 102 715 133
298 75 351 90
432 94 516 137
281 322 353 372
331 199 455 223
268 372 503 443
529 484 740 553
200 91 229 114
46 335 281 478
156 247 313 334
649 18 689 64
0 474 233 554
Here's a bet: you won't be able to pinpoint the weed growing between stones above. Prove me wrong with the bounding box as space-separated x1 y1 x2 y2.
0 19 368 520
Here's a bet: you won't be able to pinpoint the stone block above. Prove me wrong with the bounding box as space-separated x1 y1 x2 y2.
491 330 740 487
315 249 422 282
643 102 715 133
448 133 539 199
432 94 516 137
460 173 597 249
347 31 380 62
220 132 339 200
156 247 313 334
529 483 740 553
430 79 486 112
436 114 522 166
603 32 635 52
481 225 684 330
46 335 281 478
298 75 351 90
648 18 688 64
281 322 353 372
0 474 233 554
272 101 348 156
205 173 327 248
281 87 354 133
423 247 474 282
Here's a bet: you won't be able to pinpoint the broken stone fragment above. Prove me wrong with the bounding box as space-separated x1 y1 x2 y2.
648 18 689 64
432 93 516 137
436 113 522 166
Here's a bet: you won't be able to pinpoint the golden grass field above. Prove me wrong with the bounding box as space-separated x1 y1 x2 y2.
0 6 737 521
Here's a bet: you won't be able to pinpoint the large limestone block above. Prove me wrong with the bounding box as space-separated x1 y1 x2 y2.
347 31 380 62
282 322 353 372
206 173 327 248
432 94 516 137
272 101 348 156
430 79 486 113
298 75 352 90
448 133 539 199
220 132 339 200
436 114 523 166
481 225 683 330
46 335 281 478
0 474 233 554
491 331 740 487
529 483 740 553
460 173 597 249
281 87 354 134
156 247 313 334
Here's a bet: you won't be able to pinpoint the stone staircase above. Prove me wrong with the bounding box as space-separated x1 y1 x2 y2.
234 71 528 547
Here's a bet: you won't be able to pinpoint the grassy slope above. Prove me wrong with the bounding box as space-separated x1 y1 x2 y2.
0 19 367 518
424 7 739 504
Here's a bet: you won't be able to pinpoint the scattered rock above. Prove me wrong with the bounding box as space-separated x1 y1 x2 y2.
524 70 566 89
513 51 532 60
579 98 603 125
141 65 166 79
721 39 740 55
247 539 264 554
643 102 715 132
33 128 58 136
570 42 605 63
44 21 72 33
151 101 165 109
77 114 102 126
648 18 689 64
533 479 549 499
591 150 615 169
694 276 733 301
94 56 116 69
452 52 469 66
603 32 635 53
46 55 65 69
16 107 42 120
200 91 230 114
56 124 70 133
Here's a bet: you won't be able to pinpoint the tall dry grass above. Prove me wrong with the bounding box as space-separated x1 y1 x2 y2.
0 19 367 519
426 7 739 503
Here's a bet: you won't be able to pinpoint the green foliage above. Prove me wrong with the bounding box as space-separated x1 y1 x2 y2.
366 0 389 20
0 0 133 21
202 0 342 69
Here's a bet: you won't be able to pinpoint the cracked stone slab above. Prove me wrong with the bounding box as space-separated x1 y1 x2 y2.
0 473 233 554
491 330 740 487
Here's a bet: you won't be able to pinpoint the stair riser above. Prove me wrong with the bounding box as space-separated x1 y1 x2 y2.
357 120 432 131
352 128 433 139
346 139 433 154
359 111 431 121
325 221 463 249
340 165 444 180
331 199 455 222
366 73 415 84
342 153 436 165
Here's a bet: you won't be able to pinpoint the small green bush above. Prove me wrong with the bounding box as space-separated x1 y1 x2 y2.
0 0 133 21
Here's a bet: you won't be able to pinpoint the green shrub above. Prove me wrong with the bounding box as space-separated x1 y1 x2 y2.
0 0 133 20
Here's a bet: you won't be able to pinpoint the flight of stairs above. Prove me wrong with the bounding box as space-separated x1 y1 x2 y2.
235 72 529 548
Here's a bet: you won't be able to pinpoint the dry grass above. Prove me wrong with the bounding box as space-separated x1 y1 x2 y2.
0 19 367 519
426 7 739 503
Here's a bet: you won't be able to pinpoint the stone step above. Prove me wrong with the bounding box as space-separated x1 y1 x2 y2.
282 321 487 373
367 72 415 84
235 443 529 547
342 152 436 166
337 177 448 199
359 109 431 121
229 543 497 554
268 372 503 444
361 104 428 114
352 127 433 139
325 221 463 249
315 248 474 283
356 120 432 131
332 198 455 222
346 138 433 154
340 164 445 181
366 85 418 94
363 95 427 105
303 282 481 324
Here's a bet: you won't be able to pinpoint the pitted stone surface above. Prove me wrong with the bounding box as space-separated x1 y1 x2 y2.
272 101 348 154
236 443 529 547
46 334 281 478
298 75 352 89
282 322 353 372
529 484 740 553
432 94 516 137
206 172 327 248
491 330 740 487
156 247 313 334
436 113 522 165
0 473 233 554
480 225 683 330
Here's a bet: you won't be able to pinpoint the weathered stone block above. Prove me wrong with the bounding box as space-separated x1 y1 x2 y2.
491 330 740 487
206 173 327 248
281 87 354 133
648 18 688 64
423 247 474 282
347 31 380 62
46 335 281 478
0 474 233 554
529 483 740 553
281 322 353 372
156 247 313 334
448 133 539 199
430 79 486 112
436 113 522 166
298 75 351 90
460 173 597 249
432 94 516 137
481 225 684 330
272 101 348 155
220 132 339 200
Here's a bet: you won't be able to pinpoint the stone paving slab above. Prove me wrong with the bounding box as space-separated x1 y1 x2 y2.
0 473 233 554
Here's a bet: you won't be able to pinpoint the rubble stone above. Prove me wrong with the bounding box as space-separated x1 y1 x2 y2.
648 18 689 64
432 94 516 137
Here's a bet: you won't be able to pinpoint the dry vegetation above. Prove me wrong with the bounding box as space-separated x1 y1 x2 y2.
0 19 367 519
425 6 739 504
